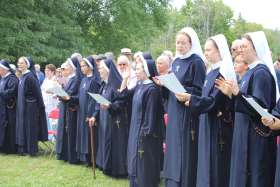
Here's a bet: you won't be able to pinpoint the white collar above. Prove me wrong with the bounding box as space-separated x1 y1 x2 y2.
210 61 221 70
143 79 152 85
248 60 262 69
87 73 93 77
175 51 193 60
22 70 30 75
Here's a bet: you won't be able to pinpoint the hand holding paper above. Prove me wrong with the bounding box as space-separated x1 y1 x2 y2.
242 96 274 120
262 116 280 130
88 92 111 105
47 86 69 97
175 92 191 103
157 73 186 94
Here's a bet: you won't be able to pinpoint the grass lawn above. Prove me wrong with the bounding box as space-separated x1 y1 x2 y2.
0 143 129 187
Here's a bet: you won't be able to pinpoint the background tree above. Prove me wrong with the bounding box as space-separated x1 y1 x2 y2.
72 0 169 55
0 0 280 65
0 0 92 65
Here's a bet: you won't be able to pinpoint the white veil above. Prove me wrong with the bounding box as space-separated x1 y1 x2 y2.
176 27 205 61
247 31 279 101
210 34 237 84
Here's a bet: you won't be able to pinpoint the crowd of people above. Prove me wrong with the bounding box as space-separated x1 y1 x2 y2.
1 27 280 187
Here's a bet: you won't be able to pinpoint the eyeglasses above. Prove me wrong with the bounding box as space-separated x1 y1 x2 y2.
118 63 127 66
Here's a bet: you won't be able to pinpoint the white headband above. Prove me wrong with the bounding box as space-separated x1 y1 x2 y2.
83 58 93 70
23 57 30 68
139 54 150 77
100 60 109 72
67 58 76 70
210 34 237 84
0 63 9 70
9 64 16 71
247 31 280 101
176 27 205 61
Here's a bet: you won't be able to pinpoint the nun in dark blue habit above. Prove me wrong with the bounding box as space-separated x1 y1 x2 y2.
176 34 235 187
118 54 164 187
55 57 81 163
216 31 279 187
261 100 280 187
143 52 153 61
0 60 18 153
70 56 100 164
16 56 48 156
160 27 206 187
71 54 84 80
94 58 129 177
0 94 6 148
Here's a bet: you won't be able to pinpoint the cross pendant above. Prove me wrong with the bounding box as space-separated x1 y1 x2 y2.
219 139 225 152
138 149 144 159
191 129 195 141
116 119 120 128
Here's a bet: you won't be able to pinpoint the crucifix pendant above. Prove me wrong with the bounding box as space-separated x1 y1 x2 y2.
176 65 180 72
116 119 120 128
138 149 144 159
65 125 68 133
219 139 225 152
191 129 195 141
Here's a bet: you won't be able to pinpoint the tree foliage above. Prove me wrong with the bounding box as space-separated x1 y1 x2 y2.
72 0 169 54
0 0 92 65
0 0 280 65
181 0 234 42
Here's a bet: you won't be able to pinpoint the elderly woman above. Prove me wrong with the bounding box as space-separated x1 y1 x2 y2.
41 64 59 140
16 57 48 156
93 58 129 177
118 54 164 187
56 57 81 164
72 56 100 164
0 60 18 153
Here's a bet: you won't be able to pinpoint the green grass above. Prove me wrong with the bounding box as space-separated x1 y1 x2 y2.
0 143 129 187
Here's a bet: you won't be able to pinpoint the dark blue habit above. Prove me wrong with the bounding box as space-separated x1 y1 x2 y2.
275 138 280 187
0 60 18 153
75 56 100 163
229 63 276 187
163 54 206 187
189 67 234 187
119 60 164 187
56 75 80 163
56 56 83 163
271 100 280 187
71 57 84 80
16 59 48 155
0 85 6 147
0 95 6 148
143 52 153 61
95 59 129 177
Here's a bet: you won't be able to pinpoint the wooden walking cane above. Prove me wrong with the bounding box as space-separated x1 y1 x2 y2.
89 125 96 179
